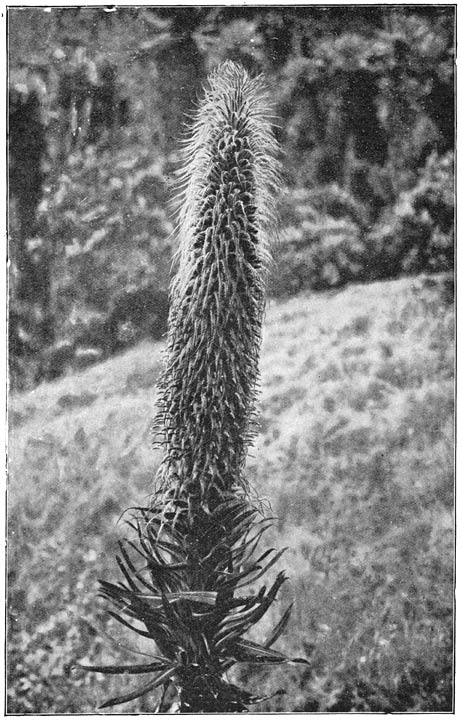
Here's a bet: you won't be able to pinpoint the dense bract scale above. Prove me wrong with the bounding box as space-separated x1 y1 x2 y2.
155 61 280 500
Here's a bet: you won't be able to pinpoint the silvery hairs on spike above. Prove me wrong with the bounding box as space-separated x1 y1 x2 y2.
154 61 281 502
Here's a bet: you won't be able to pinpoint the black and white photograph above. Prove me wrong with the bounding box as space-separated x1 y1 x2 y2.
6 3 455 714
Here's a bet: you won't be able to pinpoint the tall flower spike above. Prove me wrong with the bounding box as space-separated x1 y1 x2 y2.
76 63 308 713
155 60 280 502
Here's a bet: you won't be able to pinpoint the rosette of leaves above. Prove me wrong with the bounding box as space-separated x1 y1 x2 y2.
76 493 307 711
75 61 307 711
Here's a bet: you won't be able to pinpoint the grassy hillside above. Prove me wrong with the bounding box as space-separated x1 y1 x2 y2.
7 274 454 712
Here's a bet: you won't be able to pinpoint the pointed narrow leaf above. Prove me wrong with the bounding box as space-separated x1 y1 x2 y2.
98 668 176 709
138 590 217 606
232 637 310 665
118 543 157 593
246 689 286 704
265 603 293 648
160 593 192 645
73 660 170 675
106 610 152 638
233 547 288 590
115 553 144 594
77 616 157 659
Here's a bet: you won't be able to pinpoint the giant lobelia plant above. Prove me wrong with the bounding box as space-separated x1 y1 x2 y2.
75 61 307 712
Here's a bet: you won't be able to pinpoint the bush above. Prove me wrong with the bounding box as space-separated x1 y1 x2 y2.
270 153 453 297
32 144 174 384
366 152 454 280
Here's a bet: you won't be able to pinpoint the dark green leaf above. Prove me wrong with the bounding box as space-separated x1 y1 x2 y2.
232 637 310 665
77 616 157 659
98 668 176 709
106 610 152 638
73 660 170 675
265 603 293 648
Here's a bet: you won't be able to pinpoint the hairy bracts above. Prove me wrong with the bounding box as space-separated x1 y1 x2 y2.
155 61 280 502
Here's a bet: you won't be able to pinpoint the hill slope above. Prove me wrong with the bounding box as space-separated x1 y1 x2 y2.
7 274 454 712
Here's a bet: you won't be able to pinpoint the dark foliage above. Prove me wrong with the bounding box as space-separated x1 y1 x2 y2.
76 494 306 711
8 85 49 388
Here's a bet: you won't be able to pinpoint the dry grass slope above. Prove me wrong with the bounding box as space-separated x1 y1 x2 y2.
7 273 454 712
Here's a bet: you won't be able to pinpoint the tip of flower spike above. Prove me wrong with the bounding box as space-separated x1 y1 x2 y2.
208 60 262 88
172 57 281 268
